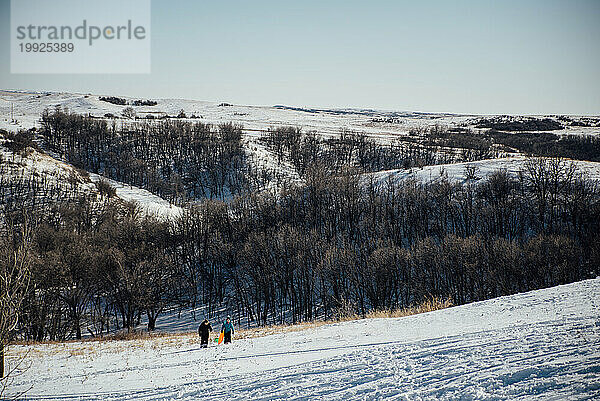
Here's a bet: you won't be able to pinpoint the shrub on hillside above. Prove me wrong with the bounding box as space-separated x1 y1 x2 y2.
132 99 158 106
122 107 136 119
99 96 127 105
95 178 116 198
4 129 37 154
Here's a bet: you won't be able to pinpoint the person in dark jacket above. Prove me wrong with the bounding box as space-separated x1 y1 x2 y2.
221 315 234 344
198 319 212 348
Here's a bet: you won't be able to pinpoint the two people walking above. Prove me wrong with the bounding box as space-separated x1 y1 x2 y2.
198 315 234 347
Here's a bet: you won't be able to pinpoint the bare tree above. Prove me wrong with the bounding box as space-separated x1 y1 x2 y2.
122 107 136 120
0 222 32 388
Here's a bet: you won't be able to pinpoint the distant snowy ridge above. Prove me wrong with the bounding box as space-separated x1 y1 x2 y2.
3 90 599 137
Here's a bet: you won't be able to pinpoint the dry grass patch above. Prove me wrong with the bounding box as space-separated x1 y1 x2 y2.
365 296 453 319
229 296 453 340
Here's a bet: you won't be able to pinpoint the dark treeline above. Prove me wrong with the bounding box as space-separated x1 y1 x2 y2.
40 107 262 203
475 116 564 131
487 131 600 162
263 126 493 177
5 154 599 340
425 126 600 162
99 96 157 106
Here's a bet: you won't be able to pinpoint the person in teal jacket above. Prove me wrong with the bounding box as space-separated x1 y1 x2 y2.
221 315 234 344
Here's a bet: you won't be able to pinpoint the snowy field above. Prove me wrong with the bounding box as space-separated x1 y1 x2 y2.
6 278 600 400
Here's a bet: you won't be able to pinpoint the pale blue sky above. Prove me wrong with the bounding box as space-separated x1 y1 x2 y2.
1 0 599 114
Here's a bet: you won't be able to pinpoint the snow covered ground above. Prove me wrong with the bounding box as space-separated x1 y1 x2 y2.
6 279 600 400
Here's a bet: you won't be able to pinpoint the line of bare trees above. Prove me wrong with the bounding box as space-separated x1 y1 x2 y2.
178 158 599 326
39 110 505 207
1 117 599 343
262 126 495 178
8 156 596 340
40 107 257 203
11 199 191 342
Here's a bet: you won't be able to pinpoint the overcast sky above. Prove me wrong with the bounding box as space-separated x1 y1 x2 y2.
1 0 599 114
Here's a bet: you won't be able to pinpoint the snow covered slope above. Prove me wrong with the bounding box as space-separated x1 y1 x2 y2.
7 279 600 400
0 143 182 221
88 173 182 220
368 156 600 184
0 143 96 196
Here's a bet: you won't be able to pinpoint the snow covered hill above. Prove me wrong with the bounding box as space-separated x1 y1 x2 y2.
87 173 182 220
7 279 600 400
0 90 468 136
3 89 600 200
2 90 599 138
